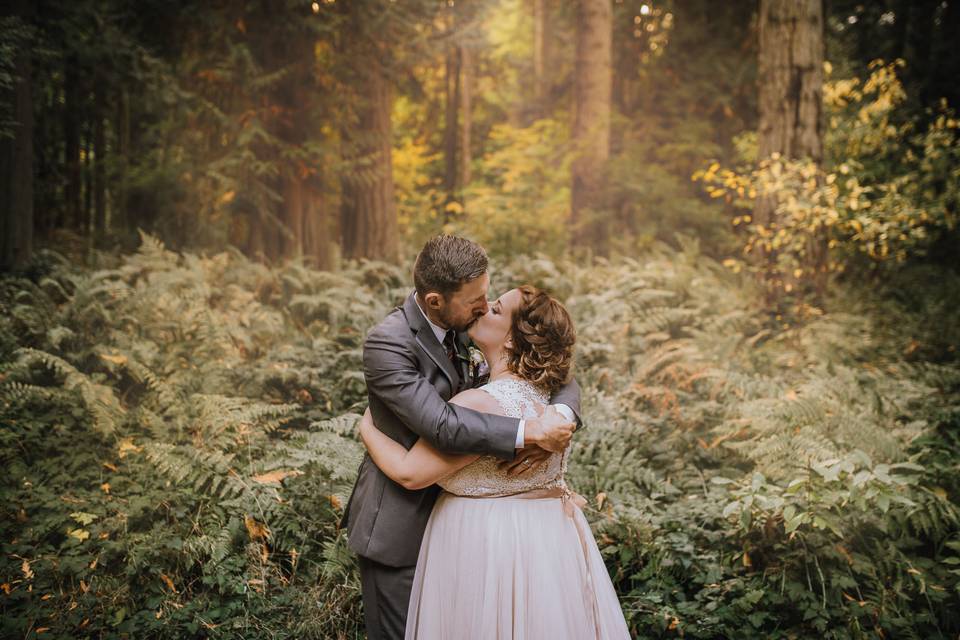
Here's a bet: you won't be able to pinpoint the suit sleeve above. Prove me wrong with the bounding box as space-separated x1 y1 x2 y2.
550 376 585 430
363 327 519 461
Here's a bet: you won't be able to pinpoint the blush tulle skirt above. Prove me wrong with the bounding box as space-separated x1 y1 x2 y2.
404 488 632 640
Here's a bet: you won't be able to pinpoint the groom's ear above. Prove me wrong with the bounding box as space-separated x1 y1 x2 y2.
423 291 444 311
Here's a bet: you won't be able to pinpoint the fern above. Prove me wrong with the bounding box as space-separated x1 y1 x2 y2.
10 347 124 433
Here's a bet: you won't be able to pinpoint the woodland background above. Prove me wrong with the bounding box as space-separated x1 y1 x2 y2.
1 0 959 638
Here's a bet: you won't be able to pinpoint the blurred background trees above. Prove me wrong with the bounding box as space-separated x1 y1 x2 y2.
0 0 957 297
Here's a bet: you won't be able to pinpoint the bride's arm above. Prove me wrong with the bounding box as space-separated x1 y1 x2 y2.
359 389 503 490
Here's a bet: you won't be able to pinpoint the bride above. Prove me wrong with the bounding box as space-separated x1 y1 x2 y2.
357 284 631 639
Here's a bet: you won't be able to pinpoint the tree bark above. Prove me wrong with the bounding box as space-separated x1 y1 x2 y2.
94 79 106 236
0 9 34 271
303 182 334 270
64 66 82 231
571 0 612 254
755 0 824 227
533 0 546 112
281 170 304 259
83 121 92 234
756 0 825 300
458 44 473 191
340 65 399 262
113 87 130 235
443 41 461 209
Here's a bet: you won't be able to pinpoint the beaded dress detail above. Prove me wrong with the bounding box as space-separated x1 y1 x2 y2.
438 377 569 497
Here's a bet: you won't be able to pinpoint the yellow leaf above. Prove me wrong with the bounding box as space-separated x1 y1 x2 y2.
21 560 33 580
252 470 303 484
329 494 343 510
219 190 236 205
118 438 143 459
100 483 111 494
244 515 271 541
99 353 127 366
68 528 90 542
444 201 464 214
160 573 178 593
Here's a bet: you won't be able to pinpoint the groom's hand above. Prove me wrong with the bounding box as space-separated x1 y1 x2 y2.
524 406 574 453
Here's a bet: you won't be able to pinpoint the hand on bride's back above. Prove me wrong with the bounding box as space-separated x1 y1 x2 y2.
526 405 574 453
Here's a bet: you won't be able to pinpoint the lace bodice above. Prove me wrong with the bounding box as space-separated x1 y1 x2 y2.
438 377 571 497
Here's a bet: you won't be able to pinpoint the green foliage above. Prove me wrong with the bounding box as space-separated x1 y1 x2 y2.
3 232 959 637
0 233 384 638
454 118 572 256
695 61 960 305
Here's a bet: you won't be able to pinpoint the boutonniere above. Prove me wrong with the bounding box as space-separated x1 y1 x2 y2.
466 345 489 384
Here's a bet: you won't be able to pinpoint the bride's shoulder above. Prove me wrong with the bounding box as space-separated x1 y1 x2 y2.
449 387 505 416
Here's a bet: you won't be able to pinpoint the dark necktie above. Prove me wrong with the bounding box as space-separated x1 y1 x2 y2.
442 329 459 372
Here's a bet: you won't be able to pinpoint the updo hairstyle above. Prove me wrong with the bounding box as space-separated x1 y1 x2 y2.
505 285 576 393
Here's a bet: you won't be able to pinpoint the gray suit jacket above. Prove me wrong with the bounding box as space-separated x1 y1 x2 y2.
341 291 581 567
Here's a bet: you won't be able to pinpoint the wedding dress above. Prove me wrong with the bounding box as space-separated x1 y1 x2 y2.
404 377 632 639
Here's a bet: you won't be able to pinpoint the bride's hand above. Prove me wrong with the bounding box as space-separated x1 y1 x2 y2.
358 407 375 449
499 445 552 476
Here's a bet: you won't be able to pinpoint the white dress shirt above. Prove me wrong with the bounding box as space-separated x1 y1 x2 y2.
413 296 574 449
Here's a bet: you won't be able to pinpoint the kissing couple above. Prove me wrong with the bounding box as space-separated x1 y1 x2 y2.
342 235 631 639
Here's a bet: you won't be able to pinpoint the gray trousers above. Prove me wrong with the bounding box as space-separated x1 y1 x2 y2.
357 555 416 640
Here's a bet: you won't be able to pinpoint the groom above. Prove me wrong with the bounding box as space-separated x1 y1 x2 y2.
342 235 582 640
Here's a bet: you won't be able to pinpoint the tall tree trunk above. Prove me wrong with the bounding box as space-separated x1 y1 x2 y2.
0 6 34 271
303 183 334 270
340 65 399 262
93 80 106 237
533 0 546 113
459 44 473 192
113 87 130 236
756 0 824 298
64 66 82 231
282 171 304 259
83 121 93 234
443 42 461 211
278 78 310 261
755 0 823 227
570 0 612 254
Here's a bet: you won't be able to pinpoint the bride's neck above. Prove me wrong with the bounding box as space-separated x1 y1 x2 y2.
484 348 518 382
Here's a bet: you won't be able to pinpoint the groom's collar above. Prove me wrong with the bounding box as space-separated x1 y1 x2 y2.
403 291 443 342
412 293 449 345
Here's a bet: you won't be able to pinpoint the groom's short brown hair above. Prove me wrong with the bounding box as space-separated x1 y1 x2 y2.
414 235 488 299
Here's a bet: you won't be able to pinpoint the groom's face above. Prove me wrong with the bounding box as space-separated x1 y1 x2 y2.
431 272 491 332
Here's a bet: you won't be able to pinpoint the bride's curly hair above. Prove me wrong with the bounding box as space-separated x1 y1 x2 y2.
505 285 576 393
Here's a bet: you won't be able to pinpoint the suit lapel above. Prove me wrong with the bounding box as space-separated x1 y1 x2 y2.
402 292 462 391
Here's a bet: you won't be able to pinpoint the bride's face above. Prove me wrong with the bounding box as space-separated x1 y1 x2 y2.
467 288 522 352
